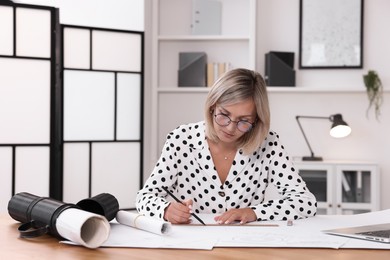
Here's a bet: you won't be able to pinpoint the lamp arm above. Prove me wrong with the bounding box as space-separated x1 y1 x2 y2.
295 116 330 158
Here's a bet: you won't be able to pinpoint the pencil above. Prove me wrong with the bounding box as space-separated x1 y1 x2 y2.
186 223 279 227
162 186 206 226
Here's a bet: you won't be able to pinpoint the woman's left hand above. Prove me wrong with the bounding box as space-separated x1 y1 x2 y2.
214 208 257 225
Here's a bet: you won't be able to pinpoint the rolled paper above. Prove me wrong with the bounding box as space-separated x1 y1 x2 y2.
116 210 172 235
56 208 110 248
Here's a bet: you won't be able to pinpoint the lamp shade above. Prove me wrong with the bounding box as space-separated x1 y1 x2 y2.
329 114 352 138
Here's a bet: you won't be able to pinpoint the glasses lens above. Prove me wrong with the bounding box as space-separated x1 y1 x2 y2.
237 121 253 132
215 114 231 126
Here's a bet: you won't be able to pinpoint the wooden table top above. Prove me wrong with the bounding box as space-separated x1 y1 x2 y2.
1 214 389 259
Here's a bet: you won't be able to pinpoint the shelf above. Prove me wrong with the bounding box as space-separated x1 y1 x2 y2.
156 86 387 94
158 87 210 93
267 87 368 93
293 159 379 166
154 0 257 89
158 35 250 41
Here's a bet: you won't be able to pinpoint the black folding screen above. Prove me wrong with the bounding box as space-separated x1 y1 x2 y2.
0 2 59 212
0 2 143 211
62 25 144 209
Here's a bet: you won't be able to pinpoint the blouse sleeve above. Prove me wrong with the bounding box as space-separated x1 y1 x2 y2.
251 132 317 221
135 130 178 220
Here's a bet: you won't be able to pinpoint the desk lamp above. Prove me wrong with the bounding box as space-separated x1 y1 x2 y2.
295 114 351 161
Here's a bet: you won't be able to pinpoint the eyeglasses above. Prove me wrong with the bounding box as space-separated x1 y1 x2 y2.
214 113 255 133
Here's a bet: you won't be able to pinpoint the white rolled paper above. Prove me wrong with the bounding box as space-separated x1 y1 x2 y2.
116 210 172 235
56 208 110 248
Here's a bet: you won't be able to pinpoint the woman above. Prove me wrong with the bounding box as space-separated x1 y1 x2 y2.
136 68 317 224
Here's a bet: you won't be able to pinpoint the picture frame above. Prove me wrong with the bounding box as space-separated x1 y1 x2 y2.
299 0 364 69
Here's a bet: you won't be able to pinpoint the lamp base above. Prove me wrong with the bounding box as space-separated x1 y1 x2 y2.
302 156 323 161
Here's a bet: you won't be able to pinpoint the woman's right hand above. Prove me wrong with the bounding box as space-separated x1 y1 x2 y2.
163 200 193 224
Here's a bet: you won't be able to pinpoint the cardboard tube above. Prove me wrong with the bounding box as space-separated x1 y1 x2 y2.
56 208 110 248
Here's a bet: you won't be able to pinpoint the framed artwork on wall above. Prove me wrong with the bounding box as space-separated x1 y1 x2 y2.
299 0 364 69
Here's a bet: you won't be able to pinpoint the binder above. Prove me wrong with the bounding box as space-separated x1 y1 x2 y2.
355 171 363 202
342 172 355 202
206 63 214 87
191 0 222 35
206 62 230 87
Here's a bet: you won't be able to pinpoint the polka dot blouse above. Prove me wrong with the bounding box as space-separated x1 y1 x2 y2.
136 121 317 221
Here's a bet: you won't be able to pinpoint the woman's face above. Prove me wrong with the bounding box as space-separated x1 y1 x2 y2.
213 99 257 144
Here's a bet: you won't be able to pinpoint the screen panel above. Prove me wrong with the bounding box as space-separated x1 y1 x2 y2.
0 58 51 144
16 7 51 58
0 147 12 213
92 30 142 72
62 24 143 208
0 3 59 201
91 142 140 209
116 73 141 140
0 6 13 55
62 143 90 203
63 27 90 69
63 70 115 141
15 146 50 196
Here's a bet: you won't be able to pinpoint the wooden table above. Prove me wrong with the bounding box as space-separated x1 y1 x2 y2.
1 214 389 259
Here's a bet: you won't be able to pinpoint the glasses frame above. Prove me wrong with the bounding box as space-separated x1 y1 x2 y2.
214 113 256 133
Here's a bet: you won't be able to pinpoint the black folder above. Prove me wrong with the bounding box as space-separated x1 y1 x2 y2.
178 52 207 87
265 51 295 86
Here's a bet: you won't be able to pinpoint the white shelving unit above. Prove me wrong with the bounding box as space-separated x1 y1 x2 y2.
151 0 257 162
294 161 380 215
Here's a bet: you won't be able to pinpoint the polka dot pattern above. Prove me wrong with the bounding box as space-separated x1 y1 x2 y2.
136 121 317 221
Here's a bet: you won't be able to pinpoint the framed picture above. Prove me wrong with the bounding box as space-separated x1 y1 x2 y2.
299 0 364 69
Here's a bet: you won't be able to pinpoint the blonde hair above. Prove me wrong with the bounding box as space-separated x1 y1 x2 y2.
204 68 270 154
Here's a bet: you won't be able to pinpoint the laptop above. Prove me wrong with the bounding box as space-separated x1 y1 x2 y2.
323 223 390 243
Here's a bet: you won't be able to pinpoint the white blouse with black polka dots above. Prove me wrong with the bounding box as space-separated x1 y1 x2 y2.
136 121 317 221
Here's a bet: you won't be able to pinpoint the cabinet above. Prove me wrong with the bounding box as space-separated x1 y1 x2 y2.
294 161 380 215
151 0 257 160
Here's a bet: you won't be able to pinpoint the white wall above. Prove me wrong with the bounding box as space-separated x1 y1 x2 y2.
257 0 390 210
